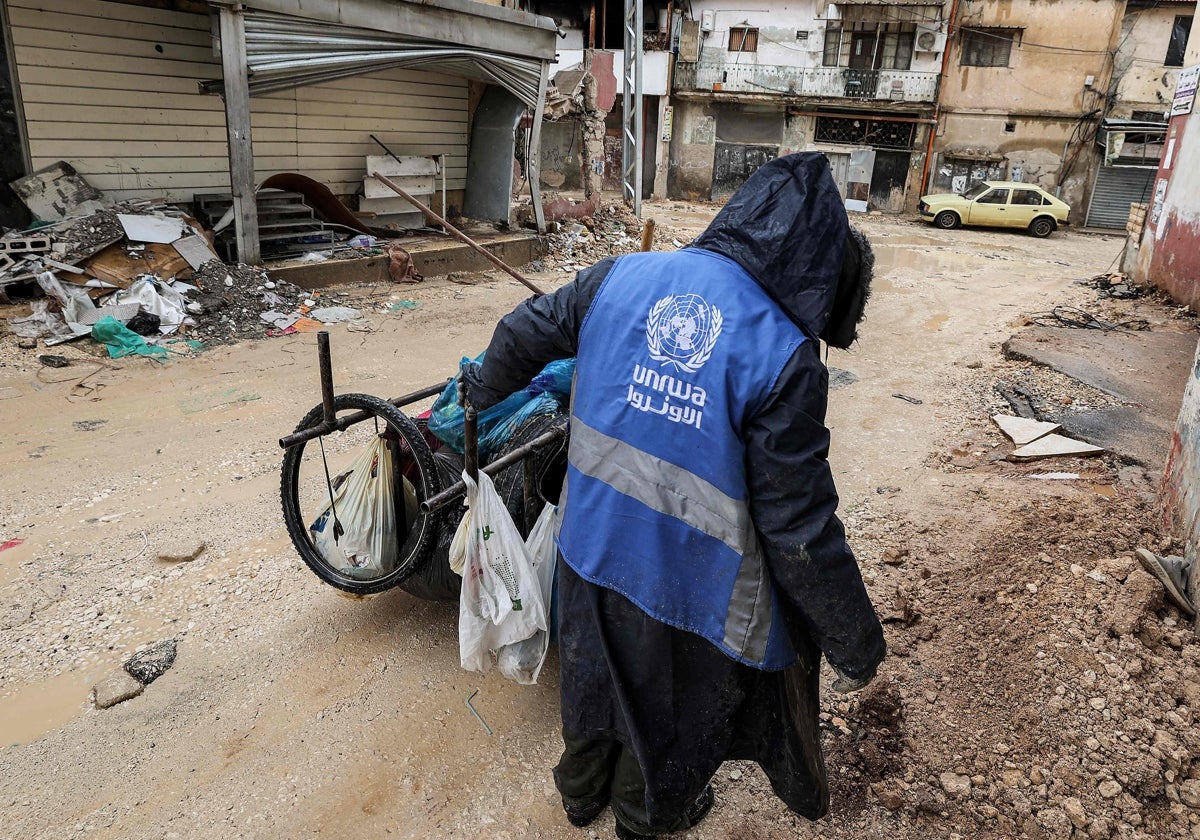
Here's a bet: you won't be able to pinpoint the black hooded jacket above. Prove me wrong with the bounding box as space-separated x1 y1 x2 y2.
468 153 884 683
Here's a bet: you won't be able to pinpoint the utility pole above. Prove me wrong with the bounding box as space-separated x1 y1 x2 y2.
622 0 644 216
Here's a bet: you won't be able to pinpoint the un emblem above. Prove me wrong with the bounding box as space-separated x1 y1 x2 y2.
645 294 723 374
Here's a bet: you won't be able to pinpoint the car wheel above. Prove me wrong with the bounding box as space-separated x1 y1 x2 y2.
1029 217 1056 238
934 211 960 230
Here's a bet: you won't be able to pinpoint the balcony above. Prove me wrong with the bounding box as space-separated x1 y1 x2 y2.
674 61 939 103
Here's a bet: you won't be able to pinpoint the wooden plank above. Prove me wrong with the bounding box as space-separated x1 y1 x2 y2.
218 6 259 263
14 46 221 80
17 66 218 95
23 104 297 129
27 141 301 160
292 97 468 118
8 8 213 49
8 0 210 29
24 122 297 144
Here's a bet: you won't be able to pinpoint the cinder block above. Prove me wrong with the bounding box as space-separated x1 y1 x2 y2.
0 236 52 253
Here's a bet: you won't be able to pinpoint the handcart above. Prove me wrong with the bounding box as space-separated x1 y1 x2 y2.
278 332 568 599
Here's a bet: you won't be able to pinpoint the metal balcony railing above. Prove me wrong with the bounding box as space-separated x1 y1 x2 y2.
674 61 939 103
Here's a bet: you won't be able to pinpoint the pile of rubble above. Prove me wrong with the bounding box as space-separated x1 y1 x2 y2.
543 203 686 275
0 204 366 352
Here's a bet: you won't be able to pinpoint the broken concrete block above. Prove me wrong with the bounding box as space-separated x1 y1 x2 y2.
93 670 144 708
0 235 52 253
1009 434 1104 462
993 414 1061 446
125 639 177 685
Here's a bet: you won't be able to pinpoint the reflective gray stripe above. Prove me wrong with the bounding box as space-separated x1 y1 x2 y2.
567 417 773 662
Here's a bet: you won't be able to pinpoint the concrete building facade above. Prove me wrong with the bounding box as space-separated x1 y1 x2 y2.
667 0 948 211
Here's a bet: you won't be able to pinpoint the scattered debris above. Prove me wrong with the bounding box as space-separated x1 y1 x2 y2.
465 689 493 736
892 393 923 405
992 414 1061 446
124 639 177 685
1029 306 1148 332
0 538 25 553
92 669 144 709
10 161 105 222
1030 472 1082 480
156 541 207 563
37 354 70 368
1008 433 1105 461
829 367 859 389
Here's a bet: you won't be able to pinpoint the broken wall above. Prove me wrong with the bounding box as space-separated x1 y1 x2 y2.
1164 338 1200 589
667 99 718 200
6 0 469 208
1112 3 1193 119
538 119 584 191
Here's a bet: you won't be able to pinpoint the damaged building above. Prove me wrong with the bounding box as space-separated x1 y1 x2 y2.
0 0 558 262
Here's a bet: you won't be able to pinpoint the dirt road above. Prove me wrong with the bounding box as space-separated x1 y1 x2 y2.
2 209 1197 840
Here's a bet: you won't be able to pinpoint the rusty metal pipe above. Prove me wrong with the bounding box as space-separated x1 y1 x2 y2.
318 331 336 426
277 379 452 449
369 173 546 296
420 425 567 514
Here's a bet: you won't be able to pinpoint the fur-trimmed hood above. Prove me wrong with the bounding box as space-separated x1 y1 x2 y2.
690 153 874 349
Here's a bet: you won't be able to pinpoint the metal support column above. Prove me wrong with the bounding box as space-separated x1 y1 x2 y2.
217 5 261 265
622 0 643 216
527 60 551 235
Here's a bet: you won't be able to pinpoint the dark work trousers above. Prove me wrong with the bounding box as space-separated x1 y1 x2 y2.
552 560 830 835
554 732 697 835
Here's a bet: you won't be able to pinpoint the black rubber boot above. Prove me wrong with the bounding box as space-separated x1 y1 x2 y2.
563 795 609 828
613 785 714 840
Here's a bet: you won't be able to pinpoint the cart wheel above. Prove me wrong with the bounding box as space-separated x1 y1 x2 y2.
280 393 440 595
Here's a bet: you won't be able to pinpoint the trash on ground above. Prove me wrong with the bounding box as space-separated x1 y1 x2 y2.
992 414 1062 446
309 306 362 324
1009 434 1105 462
892 393 923 405
37 354 70 368
124 639 177 685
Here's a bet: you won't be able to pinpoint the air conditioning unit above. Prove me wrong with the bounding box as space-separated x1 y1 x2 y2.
915 24 946 53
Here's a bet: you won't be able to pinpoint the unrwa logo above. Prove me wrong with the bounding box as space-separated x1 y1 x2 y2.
646 294 723 374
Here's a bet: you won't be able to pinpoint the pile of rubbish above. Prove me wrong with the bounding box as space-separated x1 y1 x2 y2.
3 217 367 357
542 204 665 275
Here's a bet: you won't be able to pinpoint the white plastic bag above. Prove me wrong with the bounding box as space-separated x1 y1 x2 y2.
458 470 547 677
309 437 398 578
497 503 558 684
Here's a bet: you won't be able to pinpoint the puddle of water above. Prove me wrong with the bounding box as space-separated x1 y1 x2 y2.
0 669 97 747
924 314 949 331
875 245 976 275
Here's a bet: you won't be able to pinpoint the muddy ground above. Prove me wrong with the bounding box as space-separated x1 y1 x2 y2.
1 206 1198 840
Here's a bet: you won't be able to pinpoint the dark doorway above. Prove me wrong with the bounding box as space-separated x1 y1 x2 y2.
0 4 29 230
869 150 911 212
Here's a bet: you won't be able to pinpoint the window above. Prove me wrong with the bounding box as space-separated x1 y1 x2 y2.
728 27 758 53
1012 188 1046 206
1166 16 1193 67
823 24 842 66
813 116 916 149
880 31 914 71
976 188 1010 204
961 28 1020 67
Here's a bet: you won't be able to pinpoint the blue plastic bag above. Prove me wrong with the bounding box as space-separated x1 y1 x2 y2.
428 354 575 456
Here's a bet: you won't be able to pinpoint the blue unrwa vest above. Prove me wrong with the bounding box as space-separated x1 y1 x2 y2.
557 248 807 670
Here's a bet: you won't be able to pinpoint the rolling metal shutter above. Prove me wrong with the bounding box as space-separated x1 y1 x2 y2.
1085 166 1156 230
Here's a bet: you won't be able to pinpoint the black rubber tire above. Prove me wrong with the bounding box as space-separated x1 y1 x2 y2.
934 210 960 230
1029 216 1056 238
280 393 440 595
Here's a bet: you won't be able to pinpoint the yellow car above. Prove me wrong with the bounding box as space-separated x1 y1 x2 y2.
918 181 1071 238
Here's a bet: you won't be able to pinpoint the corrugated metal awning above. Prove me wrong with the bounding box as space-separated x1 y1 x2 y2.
205 10 546 107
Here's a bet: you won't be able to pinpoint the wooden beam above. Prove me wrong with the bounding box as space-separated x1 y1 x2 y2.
217 6 260 264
